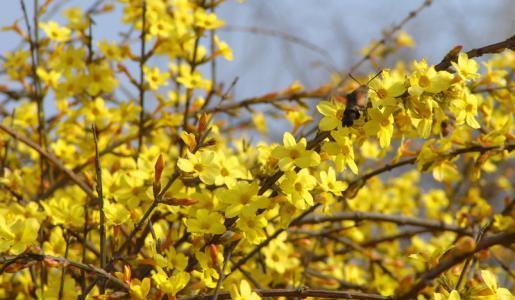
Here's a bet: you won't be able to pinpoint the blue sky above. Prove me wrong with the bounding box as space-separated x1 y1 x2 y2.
1 0 513 136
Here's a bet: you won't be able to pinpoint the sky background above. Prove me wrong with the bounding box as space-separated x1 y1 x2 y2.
1 0 514 136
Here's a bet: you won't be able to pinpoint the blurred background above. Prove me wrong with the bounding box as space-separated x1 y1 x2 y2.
1 0 514 136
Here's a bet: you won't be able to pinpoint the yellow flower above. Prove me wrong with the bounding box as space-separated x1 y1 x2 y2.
230 280 261 300
214 35 233 61
317 100 346 131
40 21 71 42
215 156 247 188
396 31 415 48
194 9 224 29
408 62 453 96
363 107 395 148
177 69 211 90
104 201 131 225
481 269 514 299
252 112 267 134
50 46 86 72
192 250 220 288
280 169 317 209
369 70 406 108
262 232 299 274
318 167 348 194
184 209 226 235
236 206 268 244
62 7 89 31
152 268 190 296
178 150 219 185
42 197 84 229
323 128 358 174
219 182 269 218
129 278 151 300
154 246 188 272
42 227 66 256
144 66 169 90
422 190 449 218
451 91 481 129
286 109 313 134
0 215 40 255
36 67 61 88
98 40 125 61
434 290 461 300
272 132 320 171
452 52 480 81
86 62 118 95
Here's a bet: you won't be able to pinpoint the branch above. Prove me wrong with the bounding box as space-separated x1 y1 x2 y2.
397 231 515 300
296 211 470 234
92 125 106 271
0 123 96 200
435 34 515 71
0 253 129 291
180 288 391 300
136 0 147 156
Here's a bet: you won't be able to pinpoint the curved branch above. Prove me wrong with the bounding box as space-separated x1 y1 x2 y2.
0 123 96 200
397 231 515 300
0 253 129 290
435 34 515 71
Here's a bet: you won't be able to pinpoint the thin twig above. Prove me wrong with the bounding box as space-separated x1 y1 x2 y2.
57 234 71 300
0 253 129 291
137 0 147 156
92 125 107 271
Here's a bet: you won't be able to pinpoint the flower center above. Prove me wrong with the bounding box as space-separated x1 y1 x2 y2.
377 88 387 99
418 75 430 88
290 149 300 159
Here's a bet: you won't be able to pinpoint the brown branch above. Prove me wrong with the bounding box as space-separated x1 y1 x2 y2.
296 211 470 233
0 123 96 200
397 231 515 300
92 125 106 272
20 0 47 193
136 0 147 156
199 87 328 115
180 288 391 300
0 253 129 291
435 34 515 71
361 229 429 247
